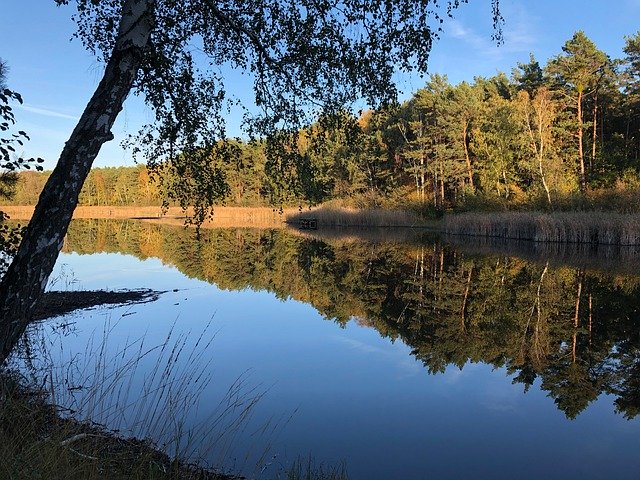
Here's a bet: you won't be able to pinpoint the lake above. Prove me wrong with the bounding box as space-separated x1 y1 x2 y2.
12 219 640 479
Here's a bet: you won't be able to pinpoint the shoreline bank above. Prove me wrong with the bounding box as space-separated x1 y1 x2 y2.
5 205 640 246
442 211 640 246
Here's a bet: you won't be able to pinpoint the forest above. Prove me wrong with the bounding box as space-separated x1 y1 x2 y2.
3 30 640 214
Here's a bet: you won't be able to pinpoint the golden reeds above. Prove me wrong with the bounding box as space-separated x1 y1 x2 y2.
286 206 424 228
1 205 297 228
443 211 640 245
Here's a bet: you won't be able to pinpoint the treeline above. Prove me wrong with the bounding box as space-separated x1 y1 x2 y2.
5 31 640 211
293 30 640 211
5 165 162 207
63 220 640 419
3 142 271 207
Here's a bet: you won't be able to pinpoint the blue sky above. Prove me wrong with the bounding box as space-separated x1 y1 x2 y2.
1 0 639 169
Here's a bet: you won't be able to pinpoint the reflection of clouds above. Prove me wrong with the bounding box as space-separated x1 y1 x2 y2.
332 334 423 378
441 362 482 385
333 335 388 355
442 366 465 385
480 380 521 414
396 357 423 379
436 363 523 410
482 400 517 413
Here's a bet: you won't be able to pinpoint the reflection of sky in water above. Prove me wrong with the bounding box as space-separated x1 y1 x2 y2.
29 252 640 480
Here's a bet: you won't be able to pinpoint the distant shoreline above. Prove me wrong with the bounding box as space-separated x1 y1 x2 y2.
1 205 298 228
5 205 640 246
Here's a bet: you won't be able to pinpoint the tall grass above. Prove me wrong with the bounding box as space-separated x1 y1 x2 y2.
443 211 640 245
1 205 171 220
4 311 267 479
2 302 354 480
152 207 296 229
0 367 234 479
286 207 425 228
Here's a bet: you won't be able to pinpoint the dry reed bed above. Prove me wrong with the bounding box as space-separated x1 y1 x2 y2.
1 205 170 220
2 205 296 228
193 206 295 228
443 212 640 245
286 207 424 228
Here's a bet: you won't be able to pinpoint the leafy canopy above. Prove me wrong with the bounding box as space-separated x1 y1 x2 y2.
0 59 46 273
54 0 502 219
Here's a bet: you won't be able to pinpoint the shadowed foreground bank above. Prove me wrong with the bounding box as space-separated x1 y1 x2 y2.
0 370 235 480
1 290 235 480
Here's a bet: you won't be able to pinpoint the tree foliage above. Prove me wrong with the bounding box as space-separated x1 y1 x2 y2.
0 60 44 274
0 0 507 358
51 0 503 216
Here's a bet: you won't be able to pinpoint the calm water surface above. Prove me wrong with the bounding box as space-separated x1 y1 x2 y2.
14 220 640 480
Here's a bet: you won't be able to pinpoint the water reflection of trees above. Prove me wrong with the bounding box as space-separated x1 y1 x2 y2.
64 220 640 419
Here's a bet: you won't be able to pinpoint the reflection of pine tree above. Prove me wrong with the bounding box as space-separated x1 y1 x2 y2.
545 363 599 419
612 355 640 419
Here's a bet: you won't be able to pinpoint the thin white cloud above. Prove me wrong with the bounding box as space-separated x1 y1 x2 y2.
333 335 387 355
445 2 537 60
448 19 488 49
500 2 538 53
18 104 79 121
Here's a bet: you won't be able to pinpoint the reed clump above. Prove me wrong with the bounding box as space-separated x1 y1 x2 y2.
284 456 348 480
443 211 640 245
286 207 424 228
2 314 261 480
0 369 233 480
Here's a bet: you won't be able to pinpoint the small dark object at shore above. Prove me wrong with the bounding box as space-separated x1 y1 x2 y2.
298 218 318 230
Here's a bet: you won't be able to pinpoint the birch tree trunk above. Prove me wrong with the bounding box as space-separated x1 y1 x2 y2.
536 104 552 207
0 0 154 361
